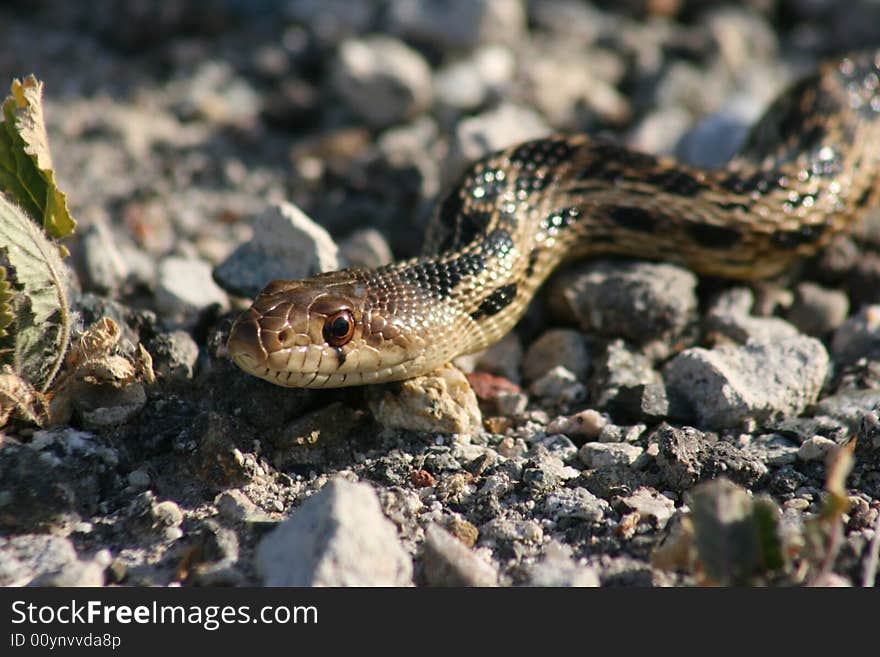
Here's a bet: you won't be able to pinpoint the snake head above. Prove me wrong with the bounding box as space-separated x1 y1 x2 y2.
227 271 429 387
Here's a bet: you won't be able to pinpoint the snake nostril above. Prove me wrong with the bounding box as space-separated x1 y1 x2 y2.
228 319 267 364
278 328 292 346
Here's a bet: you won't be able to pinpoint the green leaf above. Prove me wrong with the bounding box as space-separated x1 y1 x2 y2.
0 75 76 238
0 194 70 391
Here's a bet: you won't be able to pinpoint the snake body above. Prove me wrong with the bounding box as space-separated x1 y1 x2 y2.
228 50 880 388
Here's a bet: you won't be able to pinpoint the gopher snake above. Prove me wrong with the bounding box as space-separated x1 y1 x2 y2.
228 50 880 388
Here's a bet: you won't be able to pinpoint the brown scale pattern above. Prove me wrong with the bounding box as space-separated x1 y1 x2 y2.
228 50 880 388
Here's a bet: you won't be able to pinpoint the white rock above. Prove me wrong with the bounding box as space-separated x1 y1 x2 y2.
797 436 837 462
664 336 829 429
388 0 526 50
333 36 433 127
256 479 413 586
578 442 644 468
156 256 229 316
213 202 340 298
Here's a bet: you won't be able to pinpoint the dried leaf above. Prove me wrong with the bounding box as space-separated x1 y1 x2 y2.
0 75 76 238
0 368 47 426
0 194 71 392
823 439 856 518
0 266 12 340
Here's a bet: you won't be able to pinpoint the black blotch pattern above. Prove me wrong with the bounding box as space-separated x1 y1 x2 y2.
399 252 485 298
607 205 658 233
434 189 494 254
855 187 874 208
687 223 743 248
525 248 540 277
509 137 577 169
471 283 518 320
481 228 514 258
771 222 828 248
647 169 707 197
334 346 347 367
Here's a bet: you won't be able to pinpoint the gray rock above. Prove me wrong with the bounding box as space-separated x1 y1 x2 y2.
597 423 646 443
528 366 587 405
543 487 608 522
81 220 155 294
332 36 433 127
434 59 490 114
451 103 550 177
522 450 579 493
811 390 880 430
148 330 199 382
526 548 600 587
529 0 610 43
213 202 340 299
339 228 394 270
628 105 693 156
653 424 769 492
786 282 849 336
523 48 630 128
284 0 375 42
706 287 799 343
152 500 183 529
528 434 578 462
619 487 676 528
377 116 441 199
434 45 515 117
546 409 608 440
664 336 829 429
676 105 754 169
256 479 413 586
522 329 591 383
0 535 106 587
472 332 523 383
589 339 661 409
797 436 837 462
831 305 880 365
745 433 800 466
555 260 697 347
578 442 643 468
156 256 229 317
421 524 499 586
387 0 526 50
79 383 148 430
479 517 543 545
127 468 151 490
607 383 670 423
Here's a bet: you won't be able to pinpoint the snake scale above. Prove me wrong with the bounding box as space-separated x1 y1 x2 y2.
228 50 880 389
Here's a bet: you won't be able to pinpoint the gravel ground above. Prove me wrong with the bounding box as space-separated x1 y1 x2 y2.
2 0 880 587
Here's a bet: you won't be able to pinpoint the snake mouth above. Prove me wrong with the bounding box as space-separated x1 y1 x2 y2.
227 311 269 375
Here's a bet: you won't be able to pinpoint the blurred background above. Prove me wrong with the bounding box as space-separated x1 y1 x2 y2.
1 0 878 305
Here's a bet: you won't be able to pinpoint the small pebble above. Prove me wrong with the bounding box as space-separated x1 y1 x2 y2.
797 436 837 462
528 366 587 405
522 329 590 382
578 442 644 468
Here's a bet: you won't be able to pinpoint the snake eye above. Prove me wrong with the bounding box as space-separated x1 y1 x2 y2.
323 310 354 346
